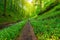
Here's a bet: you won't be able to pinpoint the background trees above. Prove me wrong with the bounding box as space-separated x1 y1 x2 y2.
0 0 24 24
0 0 60 24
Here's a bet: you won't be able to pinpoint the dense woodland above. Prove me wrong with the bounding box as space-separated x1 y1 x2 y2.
0 0 60 40
0 0 60 24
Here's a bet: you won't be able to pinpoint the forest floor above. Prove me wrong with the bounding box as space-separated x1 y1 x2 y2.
0 22 13 29
16 21 37 40
0 20 20 29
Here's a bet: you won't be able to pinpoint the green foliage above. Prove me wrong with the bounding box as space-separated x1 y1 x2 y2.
0 20 26 40
0 0 60 40
30 16 60 40
37 4 60 20
30 3 60 40
0 0 25 24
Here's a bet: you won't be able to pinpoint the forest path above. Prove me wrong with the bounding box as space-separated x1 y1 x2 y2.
16 20 37 40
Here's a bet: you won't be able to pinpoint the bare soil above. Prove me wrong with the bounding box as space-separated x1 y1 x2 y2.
16 21 37 40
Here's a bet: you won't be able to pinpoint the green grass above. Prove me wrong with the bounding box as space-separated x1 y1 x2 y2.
30 16 60 40
0 20 26 40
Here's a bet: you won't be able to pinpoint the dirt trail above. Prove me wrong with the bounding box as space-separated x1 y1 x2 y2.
16 21 37 40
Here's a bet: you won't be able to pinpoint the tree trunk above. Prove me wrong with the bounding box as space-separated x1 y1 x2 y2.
10 0 12 11
4 0 6 15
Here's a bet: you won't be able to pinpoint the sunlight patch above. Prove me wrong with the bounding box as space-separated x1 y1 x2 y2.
27 0 32 3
